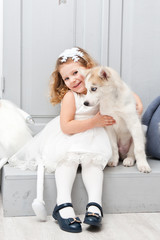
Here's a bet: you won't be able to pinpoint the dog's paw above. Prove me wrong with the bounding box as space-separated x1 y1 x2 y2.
108 159 119 167
137 162 151 173
123 157 135 167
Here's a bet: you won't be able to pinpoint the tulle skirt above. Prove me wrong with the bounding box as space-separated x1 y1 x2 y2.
9 116 112 172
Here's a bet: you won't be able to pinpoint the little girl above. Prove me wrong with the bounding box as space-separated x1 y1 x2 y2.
9 47 143 233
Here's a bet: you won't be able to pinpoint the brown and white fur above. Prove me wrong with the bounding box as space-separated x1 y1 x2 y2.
83 66 151 173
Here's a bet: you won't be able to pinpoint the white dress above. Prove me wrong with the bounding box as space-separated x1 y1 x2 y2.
9 92 112 172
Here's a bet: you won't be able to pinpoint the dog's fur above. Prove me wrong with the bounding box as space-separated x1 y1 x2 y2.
83 66 151 173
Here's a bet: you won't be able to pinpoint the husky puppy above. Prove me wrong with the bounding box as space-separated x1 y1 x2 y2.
83 66 151 173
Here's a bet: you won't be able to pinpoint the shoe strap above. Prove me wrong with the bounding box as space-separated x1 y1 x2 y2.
86 202 103 217
55 203 73 212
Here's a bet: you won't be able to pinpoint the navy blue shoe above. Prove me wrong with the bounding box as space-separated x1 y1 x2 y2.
52 203 82 233
83 202 103 227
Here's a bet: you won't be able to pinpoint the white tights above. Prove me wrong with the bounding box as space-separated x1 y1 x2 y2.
55 162 78 218
81 163 103 215
55 162 104 218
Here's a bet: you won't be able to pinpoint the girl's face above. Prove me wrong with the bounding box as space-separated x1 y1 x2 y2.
59 61 87 94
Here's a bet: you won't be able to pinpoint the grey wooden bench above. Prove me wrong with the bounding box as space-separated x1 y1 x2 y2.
1 159 160 217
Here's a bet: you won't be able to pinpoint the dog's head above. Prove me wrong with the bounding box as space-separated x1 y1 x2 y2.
82 66 113 106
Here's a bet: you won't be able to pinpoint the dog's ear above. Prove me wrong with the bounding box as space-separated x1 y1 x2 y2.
98 67 108 80
78 68 90 77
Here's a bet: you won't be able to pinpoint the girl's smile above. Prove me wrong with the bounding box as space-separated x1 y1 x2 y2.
73 81 82 88
59 62 86 94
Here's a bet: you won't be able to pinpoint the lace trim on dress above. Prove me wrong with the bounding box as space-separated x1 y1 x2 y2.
9 151 108 173
8 155 38 171
59 152 107 170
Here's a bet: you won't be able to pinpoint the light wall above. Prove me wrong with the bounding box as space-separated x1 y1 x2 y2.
0 0 3 98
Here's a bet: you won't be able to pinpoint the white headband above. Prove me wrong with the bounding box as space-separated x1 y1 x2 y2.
59 47 84 63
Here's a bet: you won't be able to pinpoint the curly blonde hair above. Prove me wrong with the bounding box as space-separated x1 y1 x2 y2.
49 47 97 105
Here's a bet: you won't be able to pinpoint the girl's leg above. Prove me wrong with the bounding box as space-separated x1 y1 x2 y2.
55 162 79 218
81 163 104 215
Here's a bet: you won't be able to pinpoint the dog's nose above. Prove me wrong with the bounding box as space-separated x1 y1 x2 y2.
84 101 90 106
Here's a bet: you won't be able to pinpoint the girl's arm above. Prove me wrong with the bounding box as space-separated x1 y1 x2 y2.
133 92 143 115
60 91 115 135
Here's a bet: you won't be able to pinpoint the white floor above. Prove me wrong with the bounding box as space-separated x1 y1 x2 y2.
0 193 160 240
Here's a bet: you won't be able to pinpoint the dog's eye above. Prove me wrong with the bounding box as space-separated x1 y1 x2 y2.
91 87 97 92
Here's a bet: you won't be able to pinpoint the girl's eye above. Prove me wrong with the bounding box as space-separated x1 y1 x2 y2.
64 77 69 81
73 71 78 75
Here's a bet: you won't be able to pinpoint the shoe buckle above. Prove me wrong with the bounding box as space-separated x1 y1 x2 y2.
69 217 81 224
87 213 99 218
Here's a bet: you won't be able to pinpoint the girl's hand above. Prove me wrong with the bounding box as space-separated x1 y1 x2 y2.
133 92 143 115
92 112 116 127
136 102 143 115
